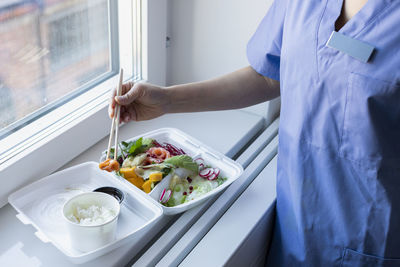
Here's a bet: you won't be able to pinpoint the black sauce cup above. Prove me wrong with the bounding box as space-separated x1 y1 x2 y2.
93 187 124 204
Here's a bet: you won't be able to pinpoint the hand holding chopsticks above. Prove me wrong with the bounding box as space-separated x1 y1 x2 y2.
99 69 124 172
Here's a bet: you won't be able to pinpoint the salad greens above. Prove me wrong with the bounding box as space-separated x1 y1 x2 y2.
164 155 198 173
126 137 154 157
108 138 154 160
163 174 227 207
217 176 227 186
104 136 228 206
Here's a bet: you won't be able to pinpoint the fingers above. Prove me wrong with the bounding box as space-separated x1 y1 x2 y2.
115 82 142 106
108 81 143 122
121 104 130 122
126 104 137 122
108 82 134 118
119 106 126 123
118 104 136 123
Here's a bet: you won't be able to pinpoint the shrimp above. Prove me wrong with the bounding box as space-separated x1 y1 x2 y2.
99 158 120 172
145 147 171 164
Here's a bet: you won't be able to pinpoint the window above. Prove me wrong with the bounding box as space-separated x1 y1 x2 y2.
0 0 168 209
0 0 112 133
0 0 143 166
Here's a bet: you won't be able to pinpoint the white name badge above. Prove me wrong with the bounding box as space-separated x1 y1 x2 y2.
326 31 375 63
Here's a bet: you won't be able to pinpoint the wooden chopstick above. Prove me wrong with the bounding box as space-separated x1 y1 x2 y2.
113 68 124 160
106 68 124 160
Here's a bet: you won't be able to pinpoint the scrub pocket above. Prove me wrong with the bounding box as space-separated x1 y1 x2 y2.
341 248 400 267
339 72 400 166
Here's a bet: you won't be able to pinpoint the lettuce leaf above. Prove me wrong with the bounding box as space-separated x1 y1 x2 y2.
164 155 198 173
127 138 154 156
128 137 143 154
217 176 227 186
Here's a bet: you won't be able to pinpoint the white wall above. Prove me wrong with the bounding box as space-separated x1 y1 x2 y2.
166 0 280 121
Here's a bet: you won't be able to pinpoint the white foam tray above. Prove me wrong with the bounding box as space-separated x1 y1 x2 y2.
8 162 163 264
100 128 244 215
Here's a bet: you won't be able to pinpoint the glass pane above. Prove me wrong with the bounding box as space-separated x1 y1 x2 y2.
0 0 111 129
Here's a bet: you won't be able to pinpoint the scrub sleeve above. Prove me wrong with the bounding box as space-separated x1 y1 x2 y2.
247 0 286 81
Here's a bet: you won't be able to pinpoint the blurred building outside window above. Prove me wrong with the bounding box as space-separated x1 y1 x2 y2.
0 0 110 132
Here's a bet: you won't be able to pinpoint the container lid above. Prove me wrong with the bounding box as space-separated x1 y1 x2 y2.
8 162 163 264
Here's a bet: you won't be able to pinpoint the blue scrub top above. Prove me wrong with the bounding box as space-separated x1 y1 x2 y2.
247 0 400 266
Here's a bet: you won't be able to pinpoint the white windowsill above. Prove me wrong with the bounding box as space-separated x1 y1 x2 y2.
0 110 264 267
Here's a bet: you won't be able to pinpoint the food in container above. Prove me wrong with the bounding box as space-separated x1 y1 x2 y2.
101 137 228 207
99 128 243 215
158 159 226 207
63 192 120 252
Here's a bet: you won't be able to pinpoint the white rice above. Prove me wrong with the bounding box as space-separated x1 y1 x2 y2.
67 205 116 226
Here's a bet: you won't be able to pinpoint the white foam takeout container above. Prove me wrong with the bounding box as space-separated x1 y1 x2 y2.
8 162 163 264
63 192 121 253
100 128 244 215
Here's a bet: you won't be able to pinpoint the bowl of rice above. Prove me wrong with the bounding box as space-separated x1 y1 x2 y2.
63 192 121 252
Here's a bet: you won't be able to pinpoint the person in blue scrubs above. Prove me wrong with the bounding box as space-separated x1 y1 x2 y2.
110 0 400 265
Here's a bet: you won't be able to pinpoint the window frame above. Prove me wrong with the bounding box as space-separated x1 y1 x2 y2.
0 0 168 208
